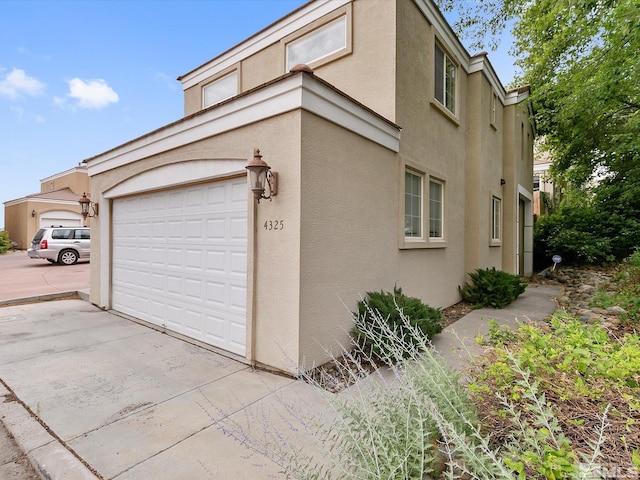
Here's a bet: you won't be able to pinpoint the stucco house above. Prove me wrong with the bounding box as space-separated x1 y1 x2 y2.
83 0 534 375
3 166 90 249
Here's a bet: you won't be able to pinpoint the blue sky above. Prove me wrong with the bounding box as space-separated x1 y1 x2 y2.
0 0 518 229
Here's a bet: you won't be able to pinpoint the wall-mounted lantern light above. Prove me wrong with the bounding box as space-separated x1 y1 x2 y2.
78 193 99 219
31 209 36 218
245 148 278 203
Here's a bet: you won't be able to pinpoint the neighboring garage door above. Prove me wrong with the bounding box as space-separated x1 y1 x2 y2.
112 178 248 356
40 211 83 228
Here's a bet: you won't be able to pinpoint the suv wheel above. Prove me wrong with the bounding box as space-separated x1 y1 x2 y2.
58 249 79 265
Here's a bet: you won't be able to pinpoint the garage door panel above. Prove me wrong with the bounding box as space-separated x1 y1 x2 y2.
229 284 247 311
230 216 247 240
230 251 247 276
112 178 247 356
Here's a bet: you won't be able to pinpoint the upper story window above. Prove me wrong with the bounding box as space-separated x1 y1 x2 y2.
434 42 456 114
203 71 238 108
286 16 347 71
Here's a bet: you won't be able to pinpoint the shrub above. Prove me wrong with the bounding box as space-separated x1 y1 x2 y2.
458 267 527 309
0 231 9 254
352 286 442 363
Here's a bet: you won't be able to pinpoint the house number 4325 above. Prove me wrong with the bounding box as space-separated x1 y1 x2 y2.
264 220 284 231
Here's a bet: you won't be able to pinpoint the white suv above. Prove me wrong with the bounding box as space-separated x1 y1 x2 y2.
27 227 91 265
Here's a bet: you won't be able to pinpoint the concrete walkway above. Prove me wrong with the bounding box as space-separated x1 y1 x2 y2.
0 284 560 480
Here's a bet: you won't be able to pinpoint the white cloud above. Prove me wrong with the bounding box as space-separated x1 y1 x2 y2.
66 78 119 109
0 68 45 99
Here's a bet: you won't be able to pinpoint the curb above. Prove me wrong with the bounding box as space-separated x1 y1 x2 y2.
0 384 99 480
0 292 79 308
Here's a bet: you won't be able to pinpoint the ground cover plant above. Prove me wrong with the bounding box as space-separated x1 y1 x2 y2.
472 313 640 477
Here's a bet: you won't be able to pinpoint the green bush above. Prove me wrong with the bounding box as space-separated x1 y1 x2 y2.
0 231 9 254
459 267 527 308
352 286 442 363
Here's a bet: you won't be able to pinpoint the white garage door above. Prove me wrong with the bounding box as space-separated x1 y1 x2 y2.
112 178 248 356
40 210 83 228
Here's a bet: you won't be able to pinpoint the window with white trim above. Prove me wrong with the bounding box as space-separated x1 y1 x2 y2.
492 196 502 241
404 170 422 238
203 71 237 108
286 16 347 70
429 179 444 239
491 92 497 125
434 42 456 114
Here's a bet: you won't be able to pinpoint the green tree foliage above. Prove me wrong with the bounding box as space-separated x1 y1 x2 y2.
437 0 639 184
437 0 640 264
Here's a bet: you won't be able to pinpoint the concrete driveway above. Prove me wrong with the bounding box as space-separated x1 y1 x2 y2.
0 250 89 305
0 299 330 479
0 248 561 479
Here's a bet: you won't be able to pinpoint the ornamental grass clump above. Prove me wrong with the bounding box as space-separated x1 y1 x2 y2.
459 267 527 308
352 286 442 364
280 302 514 480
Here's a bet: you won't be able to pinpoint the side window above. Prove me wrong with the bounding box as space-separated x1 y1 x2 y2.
52 229 72 239
74 229 90 240
434 42 456 114
203 71 238 108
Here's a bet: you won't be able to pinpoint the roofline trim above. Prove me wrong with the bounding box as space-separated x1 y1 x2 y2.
178 0 349 90
85 72 401 177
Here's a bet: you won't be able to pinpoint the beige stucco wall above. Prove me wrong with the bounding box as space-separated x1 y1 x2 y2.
183 0 397 122
394 0 468 305
297 111 399 365
40 169 89 195
502 99 534 275
87 0 534 375
4 203 30 248
465 71 505 272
